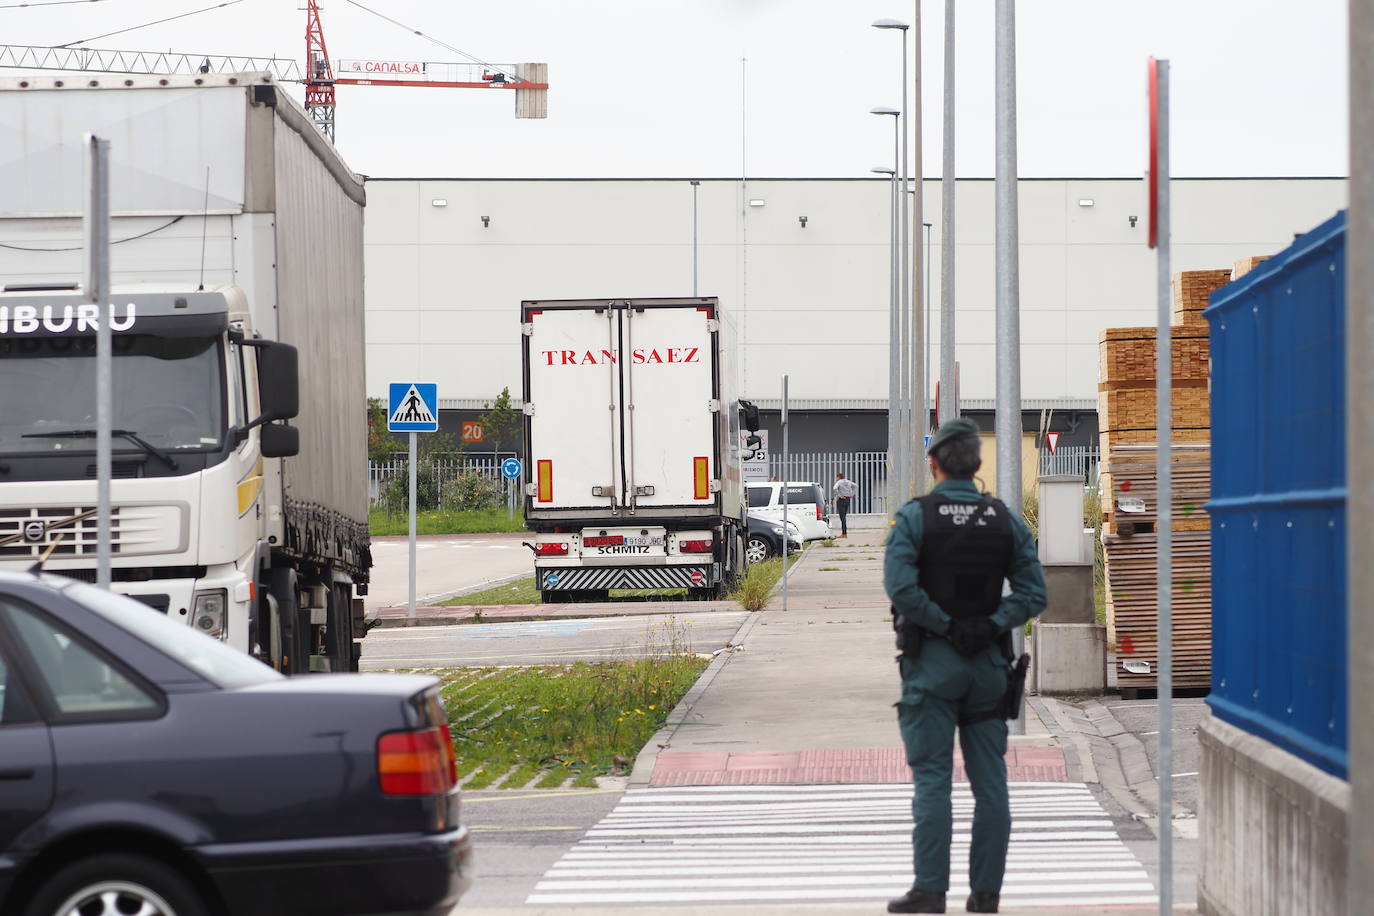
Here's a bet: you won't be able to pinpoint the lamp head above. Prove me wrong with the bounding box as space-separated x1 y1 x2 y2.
869 106 899 116
872 18 910 30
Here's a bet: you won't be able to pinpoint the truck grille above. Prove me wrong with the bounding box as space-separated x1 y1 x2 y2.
0 506 122 558
539 566 713 590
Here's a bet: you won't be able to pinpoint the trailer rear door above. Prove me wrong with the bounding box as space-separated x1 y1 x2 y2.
524 305 621 511
623 304 718 509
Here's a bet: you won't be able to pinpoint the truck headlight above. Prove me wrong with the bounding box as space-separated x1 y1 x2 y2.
192 589 228 640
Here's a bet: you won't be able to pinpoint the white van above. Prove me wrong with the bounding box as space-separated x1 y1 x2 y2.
746 481 832 542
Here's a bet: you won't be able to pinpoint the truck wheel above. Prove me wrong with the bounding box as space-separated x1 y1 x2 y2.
746 534 775 563
268 567 303 673
325 583 357 673
25 853 209 916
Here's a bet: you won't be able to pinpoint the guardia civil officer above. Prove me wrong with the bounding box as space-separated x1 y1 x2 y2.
883 419 1046 914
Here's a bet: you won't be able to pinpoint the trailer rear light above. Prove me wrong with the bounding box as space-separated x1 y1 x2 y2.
693 456 710 500
377 727 456 796
816 505 824 521
583 535 624 547
537 459 553 503
680 539 713 553
534 542 569 556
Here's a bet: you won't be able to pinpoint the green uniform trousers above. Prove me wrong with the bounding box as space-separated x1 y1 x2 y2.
896 638 1010 894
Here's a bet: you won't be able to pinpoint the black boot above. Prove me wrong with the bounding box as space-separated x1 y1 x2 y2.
965 891 999 913
887 889 947 913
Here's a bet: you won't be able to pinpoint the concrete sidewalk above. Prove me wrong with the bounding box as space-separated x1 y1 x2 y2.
634 528 1061 788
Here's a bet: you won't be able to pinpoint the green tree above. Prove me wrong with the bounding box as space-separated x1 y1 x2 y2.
479 387 522 455
367 397 404 464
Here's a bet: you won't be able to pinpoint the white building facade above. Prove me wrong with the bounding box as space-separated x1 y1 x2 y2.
363 177 1345 451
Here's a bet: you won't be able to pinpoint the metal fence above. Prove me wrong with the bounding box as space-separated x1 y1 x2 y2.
1038 445 1101 485
368 452 517 506
1207 212 1347 778
768 451 889 515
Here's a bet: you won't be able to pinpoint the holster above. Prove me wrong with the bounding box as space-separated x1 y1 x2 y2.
998 651 1032 722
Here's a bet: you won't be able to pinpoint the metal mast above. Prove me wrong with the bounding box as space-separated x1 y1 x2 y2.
304 0 336 141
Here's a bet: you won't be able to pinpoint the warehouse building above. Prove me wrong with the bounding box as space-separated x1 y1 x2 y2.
362 176 1344 465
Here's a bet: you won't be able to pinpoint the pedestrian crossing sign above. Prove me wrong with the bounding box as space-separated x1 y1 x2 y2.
388 382 439 432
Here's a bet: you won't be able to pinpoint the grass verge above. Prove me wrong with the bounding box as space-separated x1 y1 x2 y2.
731 556 796 611
369 506 525 536
439 619 707 788
440 577 689 607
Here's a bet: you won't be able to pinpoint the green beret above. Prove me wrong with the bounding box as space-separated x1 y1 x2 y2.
927 418 981 454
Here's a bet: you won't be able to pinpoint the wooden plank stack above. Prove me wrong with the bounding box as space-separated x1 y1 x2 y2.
1098 268 1232 694
1232 254 1270 279
1172 268 1233 326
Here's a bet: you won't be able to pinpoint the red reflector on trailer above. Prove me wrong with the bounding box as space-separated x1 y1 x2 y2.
534 542 569 556
537 459 553 503
693 456 709 500
680 539 713 553
583 535 624 547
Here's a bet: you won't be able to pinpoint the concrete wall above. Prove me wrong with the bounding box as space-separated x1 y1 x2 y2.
1198 713 1349 916
364 177 1346 409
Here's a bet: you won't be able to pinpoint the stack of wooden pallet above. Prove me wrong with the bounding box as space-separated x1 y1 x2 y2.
1097 267 1234 695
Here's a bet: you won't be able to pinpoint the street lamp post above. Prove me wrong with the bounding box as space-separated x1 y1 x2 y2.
872 104 901 517
873 18 911 501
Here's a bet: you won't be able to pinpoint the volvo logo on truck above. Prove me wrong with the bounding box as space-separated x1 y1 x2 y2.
22 521 45 543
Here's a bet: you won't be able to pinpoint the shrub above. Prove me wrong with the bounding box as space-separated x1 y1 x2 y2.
443 471 504 511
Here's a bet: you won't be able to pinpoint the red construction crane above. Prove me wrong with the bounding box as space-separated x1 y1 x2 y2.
303 0 547 141
0 1 548 143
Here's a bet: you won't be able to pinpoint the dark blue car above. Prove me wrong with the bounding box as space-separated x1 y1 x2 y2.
0 572 472 916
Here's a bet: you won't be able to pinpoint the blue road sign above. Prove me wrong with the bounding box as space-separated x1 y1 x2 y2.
388 382 439 432
923 435 931 450
501 457 523 480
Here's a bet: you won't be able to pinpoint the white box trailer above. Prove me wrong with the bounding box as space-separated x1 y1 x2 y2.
521 297 750 600
0 73 369 674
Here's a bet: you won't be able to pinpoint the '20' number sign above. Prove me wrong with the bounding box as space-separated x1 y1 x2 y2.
461 421 485 443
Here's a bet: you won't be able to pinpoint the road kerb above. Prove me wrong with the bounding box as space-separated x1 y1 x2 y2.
627 610 763 789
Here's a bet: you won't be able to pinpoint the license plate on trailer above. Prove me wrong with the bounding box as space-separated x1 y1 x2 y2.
623 537 664 547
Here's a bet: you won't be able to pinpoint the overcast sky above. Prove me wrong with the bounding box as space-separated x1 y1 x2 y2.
2 0 1348 179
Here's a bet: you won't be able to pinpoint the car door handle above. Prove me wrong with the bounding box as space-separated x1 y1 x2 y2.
0 768 34 780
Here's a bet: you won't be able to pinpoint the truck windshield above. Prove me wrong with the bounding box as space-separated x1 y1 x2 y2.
0 334 224 456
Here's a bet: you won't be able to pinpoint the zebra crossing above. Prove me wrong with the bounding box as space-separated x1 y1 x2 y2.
528 782 1157 908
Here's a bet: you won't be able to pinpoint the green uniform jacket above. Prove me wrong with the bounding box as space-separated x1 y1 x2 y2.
884 479 1047 639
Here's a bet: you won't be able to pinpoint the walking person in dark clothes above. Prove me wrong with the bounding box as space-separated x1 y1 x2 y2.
833 472 857 537
883 419 1046 914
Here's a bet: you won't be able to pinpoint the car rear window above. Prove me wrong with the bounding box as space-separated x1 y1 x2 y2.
747 486 772 508
784 485 823 505
59 581 282 689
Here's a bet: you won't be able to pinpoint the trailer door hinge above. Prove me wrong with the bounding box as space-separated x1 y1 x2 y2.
707 399 721 412
706 319 720 333
522 322 534 336
523 402 536 416
710 479 722 493
524 483 537 496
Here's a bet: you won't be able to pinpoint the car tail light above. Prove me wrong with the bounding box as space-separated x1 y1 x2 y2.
534 542 569 556
680 539 713 553
816 505 824 521
583 535 624 547
377 726 457 796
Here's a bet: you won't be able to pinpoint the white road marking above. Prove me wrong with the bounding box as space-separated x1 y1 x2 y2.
529 783 1155 908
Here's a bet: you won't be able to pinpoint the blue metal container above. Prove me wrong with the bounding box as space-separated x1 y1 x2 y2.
1205 211 1347 778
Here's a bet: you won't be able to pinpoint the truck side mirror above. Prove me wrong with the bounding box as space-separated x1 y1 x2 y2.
256 341 299 421
740 399 761 432
260 422 299 458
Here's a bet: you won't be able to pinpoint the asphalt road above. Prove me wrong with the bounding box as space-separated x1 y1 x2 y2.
360 611 750 668
1101 696 1209 815
454 786 627 910
366 534 533 612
